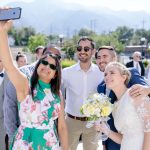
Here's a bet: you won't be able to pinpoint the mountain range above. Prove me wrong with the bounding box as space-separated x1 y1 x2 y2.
6 0 150 37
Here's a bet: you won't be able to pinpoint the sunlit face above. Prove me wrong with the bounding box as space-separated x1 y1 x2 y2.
76 40 94 63
96 49 116 72
104 66 126 91
17 56 27 68
37 56 57 83
133 54 141 62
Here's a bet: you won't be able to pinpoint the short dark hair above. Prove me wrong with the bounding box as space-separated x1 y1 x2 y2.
77 37 95 49
35 46 44 53
42 45 61 60
16 52 26 61
98 46 115 51
95 46 116 59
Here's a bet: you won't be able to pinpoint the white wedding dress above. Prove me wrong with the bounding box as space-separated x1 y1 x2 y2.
112 90 144 150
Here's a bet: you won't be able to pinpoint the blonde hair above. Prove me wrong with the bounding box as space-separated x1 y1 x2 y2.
105 62 131 86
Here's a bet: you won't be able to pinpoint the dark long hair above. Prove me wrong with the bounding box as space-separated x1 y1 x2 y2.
30 54 61 98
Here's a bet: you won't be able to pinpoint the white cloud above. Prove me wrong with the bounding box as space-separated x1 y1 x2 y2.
1 0 150 13
63 0 150 13
0 0 35 5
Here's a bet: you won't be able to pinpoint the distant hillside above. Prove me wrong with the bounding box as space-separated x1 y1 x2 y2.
7 0 150 36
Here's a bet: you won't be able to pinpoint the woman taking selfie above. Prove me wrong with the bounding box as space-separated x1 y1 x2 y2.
0 12 68 150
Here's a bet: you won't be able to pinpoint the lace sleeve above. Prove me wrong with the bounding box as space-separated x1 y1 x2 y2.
136 96 150 132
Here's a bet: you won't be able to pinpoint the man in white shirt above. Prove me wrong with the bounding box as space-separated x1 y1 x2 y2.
62 37 103 150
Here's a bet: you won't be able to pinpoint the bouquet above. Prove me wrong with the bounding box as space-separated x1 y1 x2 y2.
80 93 113 141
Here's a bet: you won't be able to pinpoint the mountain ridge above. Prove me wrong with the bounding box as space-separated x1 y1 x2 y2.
6 0 150 36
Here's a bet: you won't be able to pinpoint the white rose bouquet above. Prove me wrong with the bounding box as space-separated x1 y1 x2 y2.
80 93 113 141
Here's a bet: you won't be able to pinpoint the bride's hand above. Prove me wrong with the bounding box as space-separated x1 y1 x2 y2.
95 122 110 136
0 8 13 32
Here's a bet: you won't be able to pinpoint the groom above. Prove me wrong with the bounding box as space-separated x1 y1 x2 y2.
95 46 150 150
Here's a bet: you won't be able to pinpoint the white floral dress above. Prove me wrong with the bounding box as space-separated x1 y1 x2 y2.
10 80 61 150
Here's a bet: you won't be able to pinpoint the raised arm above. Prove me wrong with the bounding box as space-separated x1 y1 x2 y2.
0 17 28 101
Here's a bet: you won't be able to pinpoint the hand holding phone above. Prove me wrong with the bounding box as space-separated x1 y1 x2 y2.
0 7 22 21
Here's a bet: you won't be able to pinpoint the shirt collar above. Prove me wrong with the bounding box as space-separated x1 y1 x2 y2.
75 62 95 72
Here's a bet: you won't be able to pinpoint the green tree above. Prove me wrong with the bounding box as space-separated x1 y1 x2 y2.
28 34 48 53
92 34 124 53
8 26 35 46
78 28 95 37
62 40 76 59
115 26 134 44
47 34 59 44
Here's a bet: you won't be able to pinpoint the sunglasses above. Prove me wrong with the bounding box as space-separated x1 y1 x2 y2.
43 50 61 60
55 54 61 60
76 46 92 52
135 55 141 58
40 59 57 70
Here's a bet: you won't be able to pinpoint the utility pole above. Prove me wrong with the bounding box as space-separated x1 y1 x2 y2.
142 19 146 30
50 24 53 35
66 27 70 38
90 19 96 33
90 20 93 31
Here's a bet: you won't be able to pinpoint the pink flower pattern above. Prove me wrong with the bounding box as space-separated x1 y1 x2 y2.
12 87 61 150
52 103 61 120
44 129 58 147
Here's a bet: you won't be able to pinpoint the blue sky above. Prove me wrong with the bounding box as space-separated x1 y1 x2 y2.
1 0 150 13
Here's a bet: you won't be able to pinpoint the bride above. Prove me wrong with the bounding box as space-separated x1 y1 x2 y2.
96 62 150 150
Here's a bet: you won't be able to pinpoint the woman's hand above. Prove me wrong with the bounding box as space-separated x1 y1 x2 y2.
0 8 13 32
95 121 110 136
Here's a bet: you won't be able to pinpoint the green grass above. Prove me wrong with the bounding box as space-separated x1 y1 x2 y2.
61 59 76 68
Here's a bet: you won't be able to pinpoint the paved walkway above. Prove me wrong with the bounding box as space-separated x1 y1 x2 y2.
77 141 103 150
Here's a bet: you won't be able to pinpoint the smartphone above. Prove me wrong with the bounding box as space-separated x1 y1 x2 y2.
0 7 22 21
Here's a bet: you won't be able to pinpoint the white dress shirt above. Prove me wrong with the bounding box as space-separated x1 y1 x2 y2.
134 61 141 75
62 63 104 117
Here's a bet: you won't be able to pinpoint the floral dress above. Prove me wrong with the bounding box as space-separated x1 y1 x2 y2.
10 80 61 150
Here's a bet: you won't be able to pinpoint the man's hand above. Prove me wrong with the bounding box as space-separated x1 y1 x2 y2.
129 84 150 99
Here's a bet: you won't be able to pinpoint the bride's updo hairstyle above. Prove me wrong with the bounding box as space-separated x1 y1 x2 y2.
105 62 131 86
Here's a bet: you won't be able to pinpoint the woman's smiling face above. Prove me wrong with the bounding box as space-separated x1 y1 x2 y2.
37 56 57 83
104 65 127 90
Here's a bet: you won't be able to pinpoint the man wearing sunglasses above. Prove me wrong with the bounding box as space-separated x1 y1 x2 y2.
62 37 103 150
3 45 61 145
95 46 150 150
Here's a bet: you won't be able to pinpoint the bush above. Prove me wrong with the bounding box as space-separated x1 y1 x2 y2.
143 60 149 68
61 59 76 68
